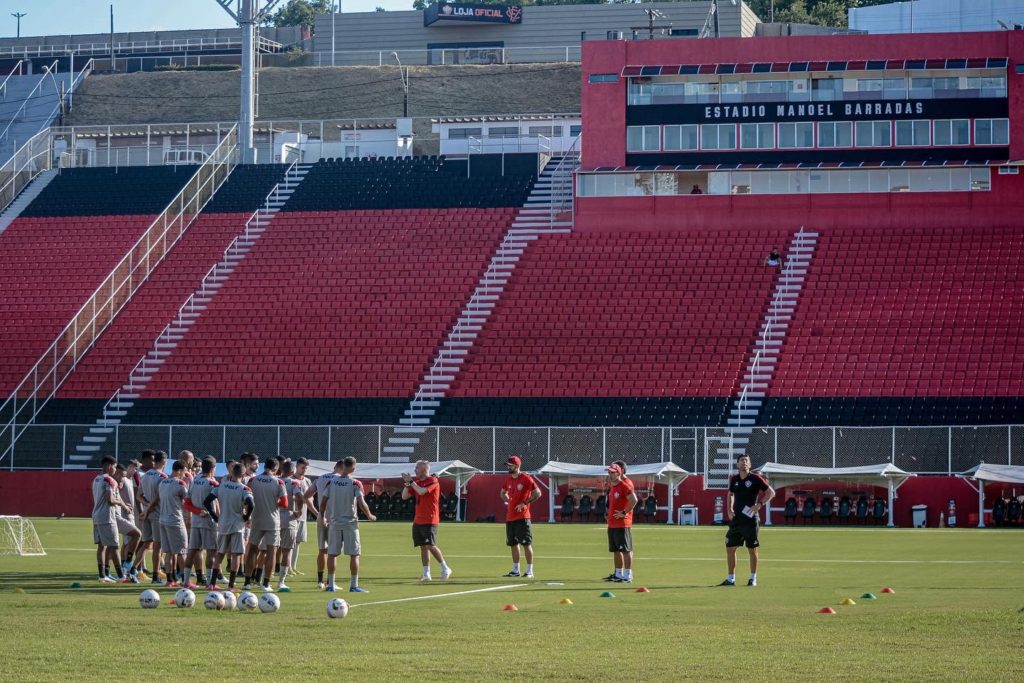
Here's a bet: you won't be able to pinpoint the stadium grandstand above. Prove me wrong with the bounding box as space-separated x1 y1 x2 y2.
0 1 1022 535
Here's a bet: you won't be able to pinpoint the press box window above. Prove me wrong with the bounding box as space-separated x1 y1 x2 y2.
488 126 519 139
588 73 618 84
664 124 699 151
855 121 891 148
933 119 970 146
975 119 1009 146
818 121 852 148
895 120 930 147
699 124 736 150
627 125 661 152
528 126 563 138
740 123 775 150
569 125 582 137
778 122 814 149
448 127 482 140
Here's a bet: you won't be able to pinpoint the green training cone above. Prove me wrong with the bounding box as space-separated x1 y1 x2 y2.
70 582 82 589
861 593 877 600
600 591 615 598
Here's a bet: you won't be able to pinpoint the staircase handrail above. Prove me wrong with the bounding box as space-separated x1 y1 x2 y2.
0 125 239 466
0 61 25 101
0 60 59 148
547 133 580 227
96 159 297 419
0 127 53 214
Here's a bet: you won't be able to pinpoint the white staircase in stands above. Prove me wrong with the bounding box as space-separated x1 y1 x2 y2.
0 169 57 236
706 227 820 488
65 163 310 468
381 152 579 462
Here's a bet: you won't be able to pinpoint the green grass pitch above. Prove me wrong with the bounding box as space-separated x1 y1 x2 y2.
1 518 1022 681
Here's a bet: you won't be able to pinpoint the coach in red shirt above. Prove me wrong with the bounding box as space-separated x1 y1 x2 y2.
500 455 541 578
402 460 453 582
604 463 638 584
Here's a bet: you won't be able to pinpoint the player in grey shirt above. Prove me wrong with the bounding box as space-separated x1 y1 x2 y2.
91 456 124 583
144 460 190 588
204 462 254 590
184 456 219 588
306 460 343 589
137 451 168 584
320 456 376 593
244 456 288 591
113 463 141 582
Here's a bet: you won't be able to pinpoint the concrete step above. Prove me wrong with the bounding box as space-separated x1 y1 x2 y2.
399 417 430 425
382 446 414 454
76 444 101 452
380 456 411 463
394 426 427 434
82 435 107 444
389 438 421 445
409 400 441 408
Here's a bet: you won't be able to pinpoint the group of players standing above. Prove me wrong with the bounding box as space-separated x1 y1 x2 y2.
91 449 775 590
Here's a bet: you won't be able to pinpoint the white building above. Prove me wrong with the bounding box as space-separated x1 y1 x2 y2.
431 114 581 156
849 0 1024 34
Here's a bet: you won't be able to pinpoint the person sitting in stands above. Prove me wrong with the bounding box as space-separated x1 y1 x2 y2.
766 248 783 268
690 184 704 194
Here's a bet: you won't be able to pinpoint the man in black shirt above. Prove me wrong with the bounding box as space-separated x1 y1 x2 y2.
719 455 775 587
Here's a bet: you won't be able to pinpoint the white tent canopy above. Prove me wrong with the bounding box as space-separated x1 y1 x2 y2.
960 463 1024 528
755 463 915 527
537 461 690 523
306 460 482 521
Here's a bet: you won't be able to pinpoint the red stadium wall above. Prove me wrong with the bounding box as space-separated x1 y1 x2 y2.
574 170 1024 233
581 30 1024 168
0 471 1001 528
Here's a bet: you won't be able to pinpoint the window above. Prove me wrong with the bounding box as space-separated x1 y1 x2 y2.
895 120 930 147
855 121 891 147
975 119 1009 146
966 76 1006 97
699 124 736 150
589 73 618 84
745 80 793 95
933 119 970 146
626 125 660 151
778 122 814 149
811 78 843 101
528 126 563 138
448 127 482 139
818 121 852 148
740 123 775 150
664 124 699 151
488 126 519 139
569 125 582 138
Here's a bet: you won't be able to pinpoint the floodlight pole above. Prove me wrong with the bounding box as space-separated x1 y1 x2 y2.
11 12 26 39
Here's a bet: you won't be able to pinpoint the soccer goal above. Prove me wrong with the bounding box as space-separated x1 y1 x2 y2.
0 515 46 556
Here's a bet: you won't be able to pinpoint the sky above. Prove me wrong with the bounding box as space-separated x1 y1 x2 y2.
0 0 413 38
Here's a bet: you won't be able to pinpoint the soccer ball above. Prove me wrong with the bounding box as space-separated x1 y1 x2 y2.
326 598 349 619
204 592 225 610
220 591 237 611
139 589 161 609
173 588 196 608
237 591 258 612
259 593 281 613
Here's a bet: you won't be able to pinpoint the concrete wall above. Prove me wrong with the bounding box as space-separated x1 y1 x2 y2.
313 2 758 56
0 26 303 52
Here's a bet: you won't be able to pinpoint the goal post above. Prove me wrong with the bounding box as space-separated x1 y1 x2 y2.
0 515 46 556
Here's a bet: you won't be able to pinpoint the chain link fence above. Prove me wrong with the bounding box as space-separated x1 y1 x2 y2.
3 423 1022 473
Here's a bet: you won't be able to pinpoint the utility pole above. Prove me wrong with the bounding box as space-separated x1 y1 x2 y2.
214 0 284 164
392 52 409 117
110 5 115 71
11 12 26 39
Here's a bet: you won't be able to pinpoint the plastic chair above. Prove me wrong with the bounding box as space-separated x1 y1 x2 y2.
578 495 593 522
820 497 834 524
992 498 1006 526
559 494 575 522
872 498 886 525
783 498 798 525
594 495 607 520
643 495 657 522
855 496 869 525
801 497 816 525
838 496 851 524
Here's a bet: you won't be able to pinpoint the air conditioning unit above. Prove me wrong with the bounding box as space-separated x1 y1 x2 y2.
793 81 807 91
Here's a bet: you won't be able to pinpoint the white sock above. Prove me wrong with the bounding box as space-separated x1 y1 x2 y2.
350 575 358 589
727 573 735 582
422 566 431 576
183 569 192 584
278 567 288 583
291 546 299 570
526 564 533 575
614 568 623 578
624 569 632 580
327 573 335 587
749 572 757 581
441 562 450 573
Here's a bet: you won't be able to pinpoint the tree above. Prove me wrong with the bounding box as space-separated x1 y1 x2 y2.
265 0 331 29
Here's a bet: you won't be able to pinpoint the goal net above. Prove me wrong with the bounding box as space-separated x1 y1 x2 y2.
0 515 46 556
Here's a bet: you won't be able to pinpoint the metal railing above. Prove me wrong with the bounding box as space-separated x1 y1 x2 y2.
0 127 52 214
0 36 282 59
547 134 580 227
0 60 59 150
0 60 25 101
0 125 239 466
2 422 1019 474
312 44 581 67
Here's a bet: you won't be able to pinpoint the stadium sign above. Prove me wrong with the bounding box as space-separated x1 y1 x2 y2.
627 97 1008 125
424 2 524 27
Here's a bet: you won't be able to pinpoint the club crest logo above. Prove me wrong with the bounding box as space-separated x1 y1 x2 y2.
441 4 453 15
745 480 752 488
506 5 521 22
516 484 523 491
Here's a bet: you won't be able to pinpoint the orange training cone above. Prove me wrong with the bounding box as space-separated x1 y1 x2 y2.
818 607 836 614
502 604 519 612
881 587 896 594
635 587 650 593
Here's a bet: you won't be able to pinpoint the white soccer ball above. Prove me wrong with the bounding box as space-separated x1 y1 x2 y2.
204 592 225 610
220 591 237 611
139 589 161 609
326 598 349 619
173 588 196 608
258 592 281 613
237 591 258 612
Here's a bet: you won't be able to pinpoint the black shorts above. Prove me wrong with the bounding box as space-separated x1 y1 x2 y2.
607 527 632 553
725 518 760 548
505 519 533 547
412 524 438 547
